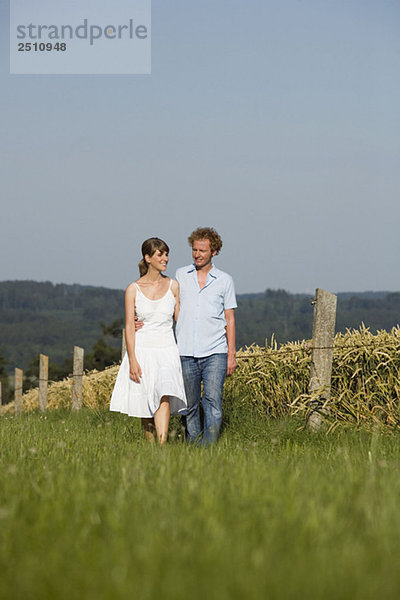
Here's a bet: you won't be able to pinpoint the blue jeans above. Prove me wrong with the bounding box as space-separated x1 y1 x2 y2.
180 354 228 445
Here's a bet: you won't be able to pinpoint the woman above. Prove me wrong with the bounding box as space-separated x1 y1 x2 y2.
110 238 187 444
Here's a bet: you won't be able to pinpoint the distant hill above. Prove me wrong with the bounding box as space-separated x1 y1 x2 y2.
0 281 123 372
236 289 400 350
0 280 399 372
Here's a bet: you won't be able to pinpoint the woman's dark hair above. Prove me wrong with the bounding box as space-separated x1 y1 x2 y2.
138 237 170 276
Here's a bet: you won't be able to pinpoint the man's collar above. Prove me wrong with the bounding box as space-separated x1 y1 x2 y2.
187 263 218 278
209 265 217 278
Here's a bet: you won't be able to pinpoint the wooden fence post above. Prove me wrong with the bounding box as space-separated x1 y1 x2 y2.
72 346 84 410
39 354 49 411
307 288 337 430
0 381 2 415
15 368 23 414
121 328 127 360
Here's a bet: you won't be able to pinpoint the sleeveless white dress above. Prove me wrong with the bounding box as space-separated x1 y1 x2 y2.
110 280 187 417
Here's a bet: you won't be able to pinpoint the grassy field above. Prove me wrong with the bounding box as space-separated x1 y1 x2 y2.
2 404 400 600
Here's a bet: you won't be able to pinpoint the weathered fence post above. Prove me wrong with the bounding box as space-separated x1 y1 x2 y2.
307 288 337 430
72 346 84 410
122 328 127 360
15 368 23 414
39 354 49 411
0 381 2 415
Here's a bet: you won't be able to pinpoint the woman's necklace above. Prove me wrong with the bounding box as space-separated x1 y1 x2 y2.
141 277 164 286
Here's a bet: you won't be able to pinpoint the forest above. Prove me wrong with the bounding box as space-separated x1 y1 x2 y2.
0 280 399 402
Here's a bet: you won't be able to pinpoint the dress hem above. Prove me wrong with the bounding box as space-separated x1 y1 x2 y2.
110 407 187 418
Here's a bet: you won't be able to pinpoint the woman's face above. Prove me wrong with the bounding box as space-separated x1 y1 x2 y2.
146 249 169 272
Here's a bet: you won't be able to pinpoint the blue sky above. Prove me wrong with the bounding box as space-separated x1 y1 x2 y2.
1 0 399 294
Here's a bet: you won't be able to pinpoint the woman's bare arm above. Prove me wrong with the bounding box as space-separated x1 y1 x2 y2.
171 279 180 322
125 283 142 383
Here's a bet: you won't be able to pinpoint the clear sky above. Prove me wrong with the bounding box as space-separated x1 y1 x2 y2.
1 0 399 294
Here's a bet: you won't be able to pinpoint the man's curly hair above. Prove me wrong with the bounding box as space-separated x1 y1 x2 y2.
188 227 223 255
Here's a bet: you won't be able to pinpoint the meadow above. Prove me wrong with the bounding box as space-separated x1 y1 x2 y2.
2 405 400 600
2 326 400 599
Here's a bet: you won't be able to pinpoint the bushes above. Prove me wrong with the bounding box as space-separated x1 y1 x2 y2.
5 326 400 432
228 326 400 431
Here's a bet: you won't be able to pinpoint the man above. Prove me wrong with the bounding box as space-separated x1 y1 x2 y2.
175 227 237 444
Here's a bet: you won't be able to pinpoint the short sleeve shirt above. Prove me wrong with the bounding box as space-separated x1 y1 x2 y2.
175 264 237 357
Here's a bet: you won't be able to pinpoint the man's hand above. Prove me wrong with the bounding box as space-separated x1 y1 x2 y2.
227 354 237 376
134 316 144 332
129 358 142 383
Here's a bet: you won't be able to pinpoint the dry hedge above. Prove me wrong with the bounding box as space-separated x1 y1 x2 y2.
3 326 400 431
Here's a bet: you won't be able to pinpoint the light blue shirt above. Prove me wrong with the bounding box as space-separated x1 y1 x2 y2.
175 264 237 357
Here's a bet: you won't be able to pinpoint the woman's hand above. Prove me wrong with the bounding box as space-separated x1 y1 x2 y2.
129 358 142 383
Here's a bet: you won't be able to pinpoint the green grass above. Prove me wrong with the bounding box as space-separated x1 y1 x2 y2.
1 405 400 600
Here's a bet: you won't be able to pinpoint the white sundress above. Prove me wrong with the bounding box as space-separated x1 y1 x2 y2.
110 279 187 418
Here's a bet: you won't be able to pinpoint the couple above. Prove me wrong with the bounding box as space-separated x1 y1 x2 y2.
110 227 237 445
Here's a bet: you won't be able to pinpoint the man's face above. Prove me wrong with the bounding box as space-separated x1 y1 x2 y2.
192 238 216 270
